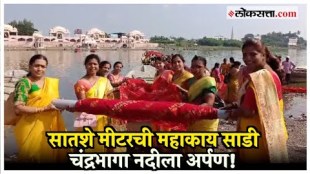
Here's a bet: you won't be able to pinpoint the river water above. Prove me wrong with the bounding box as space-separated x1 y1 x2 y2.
4 48 307 156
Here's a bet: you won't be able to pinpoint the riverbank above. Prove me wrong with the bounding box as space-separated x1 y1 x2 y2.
4 46 163 52
5 44 304 52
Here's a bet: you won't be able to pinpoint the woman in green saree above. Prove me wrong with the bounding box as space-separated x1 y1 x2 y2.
185 55 219 152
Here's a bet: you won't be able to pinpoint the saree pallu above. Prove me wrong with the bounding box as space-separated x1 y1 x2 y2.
14 77 67 163
173 70 194 86
237 69 288 163
75 99 218 122
75 77 112 152
187 77 220 152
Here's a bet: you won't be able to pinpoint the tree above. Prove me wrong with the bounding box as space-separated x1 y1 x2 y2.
223 39 242 47
150 35 174 44
8 19 38 36
197 37 223 46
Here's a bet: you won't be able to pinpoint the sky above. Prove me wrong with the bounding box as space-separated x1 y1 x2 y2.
3 4 307 40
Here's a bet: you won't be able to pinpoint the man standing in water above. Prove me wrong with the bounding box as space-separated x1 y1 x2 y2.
282 56 296 84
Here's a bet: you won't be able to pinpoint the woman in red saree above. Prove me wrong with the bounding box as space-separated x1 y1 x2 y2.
211 62 226 97
226 39 288 163
154 57 167 79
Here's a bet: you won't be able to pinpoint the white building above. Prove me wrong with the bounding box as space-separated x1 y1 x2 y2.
4 24 18 39
288 37 298 46
4 24 157 49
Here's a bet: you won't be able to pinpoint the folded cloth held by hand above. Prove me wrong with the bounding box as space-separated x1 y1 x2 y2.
52 99 77 110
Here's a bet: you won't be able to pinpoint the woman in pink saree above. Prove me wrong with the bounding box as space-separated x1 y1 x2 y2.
108 61 126 88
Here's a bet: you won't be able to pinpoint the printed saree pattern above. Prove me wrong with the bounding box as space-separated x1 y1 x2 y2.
75 99 218 122
119 70 187 130
238 69 288 163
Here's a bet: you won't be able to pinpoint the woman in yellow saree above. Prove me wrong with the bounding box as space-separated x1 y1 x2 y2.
152 54 193 132
171 54 193 87
74 54 114 153
14 54 67 163
227 39 288 163
185 55 219 152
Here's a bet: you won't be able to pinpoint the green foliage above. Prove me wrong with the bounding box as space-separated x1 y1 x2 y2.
242 31 307 48
196 37 242 47
150 35 174 44
223 39 242 47
260 32 287 47
197 37 222 46
8 19 38 36
151 31 306 48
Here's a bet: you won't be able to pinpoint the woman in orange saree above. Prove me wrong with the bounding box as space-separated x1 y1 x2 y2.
107 61 126 88
227 39 288 163
74 54 114 152
154 56 167 79
14 54 67 163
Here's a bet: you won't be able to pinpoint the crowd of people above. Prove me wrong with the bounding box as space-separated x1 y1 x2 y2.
9 38 294 164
